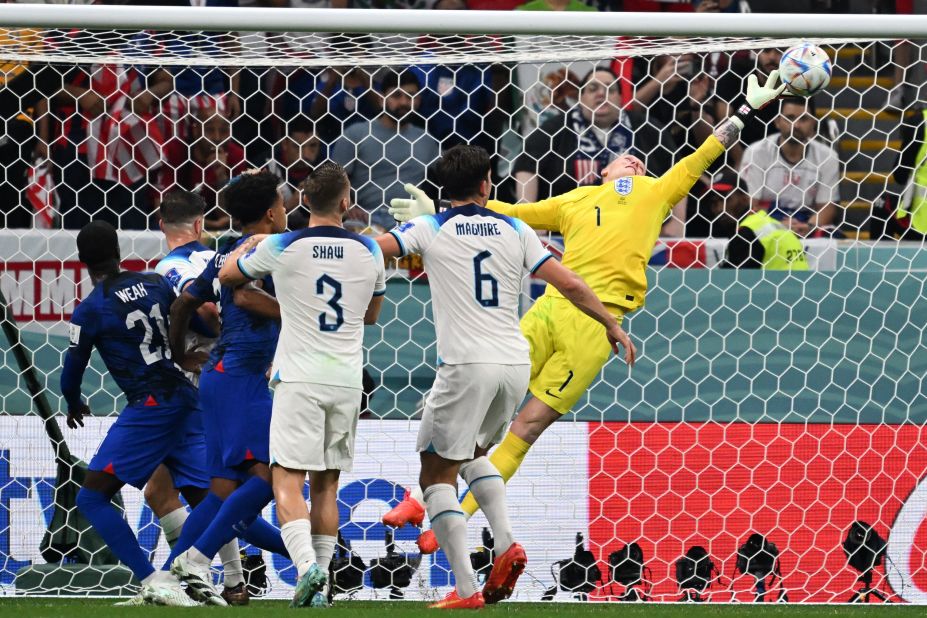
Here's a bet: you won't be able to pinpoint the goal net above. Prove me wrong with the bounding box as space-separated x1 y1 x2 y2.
1 4 926 603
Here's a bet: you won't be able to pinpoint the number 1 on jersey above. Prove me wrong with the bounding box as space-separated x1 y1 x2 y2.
595 206 601 226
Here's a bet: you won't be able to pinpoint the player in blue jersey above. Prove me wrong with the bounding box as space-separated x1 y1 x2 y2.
165 171 289 604
62 221 200 607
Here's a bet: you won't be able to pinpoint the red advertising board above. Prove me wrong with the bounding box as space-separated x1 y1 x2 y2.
588 422 927 602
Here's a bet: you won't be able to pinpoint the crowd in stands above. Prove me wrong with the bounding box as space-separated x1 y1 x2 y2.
0 0 921 243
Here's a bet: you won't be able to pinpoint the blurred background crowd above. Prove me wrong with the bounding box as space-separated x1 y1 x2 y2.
0 0 924 244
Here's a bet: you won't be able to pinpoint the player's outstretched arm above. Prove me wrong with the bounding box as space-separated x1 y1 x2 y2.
233 282 280 320
60 341 92 429
534 258 637 366
713 70 787 148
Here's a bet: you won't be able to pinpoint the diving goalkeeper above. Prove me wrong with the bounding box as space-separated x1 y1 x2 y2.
384 71 787 553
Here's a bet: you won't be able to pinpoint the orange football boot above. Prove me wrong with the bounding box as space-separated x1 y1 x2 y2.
428 590 485 609
417 529 439 554
482 542 527 604
382 489 425 528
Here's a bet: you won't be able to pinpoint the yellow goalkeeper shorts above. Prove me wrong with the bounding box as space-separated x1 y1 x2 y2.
521 295 625 415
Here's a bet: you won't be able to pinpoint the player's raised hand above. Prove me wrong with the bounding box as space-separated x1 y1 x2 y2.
746 70 787 110
606 323 637 367
67 402 90 429
388 183 435 222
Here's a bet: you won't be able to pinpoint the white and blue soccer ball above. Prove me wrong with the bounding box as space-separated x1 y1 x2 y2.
779 44 832 97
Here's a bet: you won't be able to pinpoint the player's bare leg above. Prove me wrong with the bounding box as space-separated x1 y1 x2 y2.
420 452 484 609
144 465 187 547
307 469 340 607
274 465 327 607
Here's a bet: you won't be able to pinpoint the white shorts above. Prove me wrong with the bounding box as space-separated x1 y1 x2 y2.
270 381 362 472
417 363 530 461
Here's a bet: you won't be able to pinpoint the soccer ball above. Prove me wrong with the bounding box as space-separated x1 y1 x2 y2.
779 44 832 97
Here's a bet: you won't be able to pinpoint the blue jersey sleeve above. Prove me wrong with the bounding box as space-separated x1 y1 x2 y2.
186 259 220 303
60 303 95 411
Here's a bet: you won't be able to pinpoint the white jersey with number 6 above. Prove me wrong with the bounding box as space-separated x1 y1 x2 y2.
390 203 552 366
237 226 386 390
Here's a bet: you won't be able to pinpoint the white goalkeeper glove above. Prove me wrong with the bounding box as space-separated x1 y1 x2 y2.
388 183 435 223
746 69 787 110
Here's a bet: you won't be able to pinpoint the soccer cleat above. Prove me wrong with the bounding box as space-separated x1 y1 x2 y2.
141 579 201 607
428 590 485 609
221 582 250 606
482 542 527 604
382 489 425 528
113 593 148 606
291 564 328 608
170 552 228 606
417 529 440 554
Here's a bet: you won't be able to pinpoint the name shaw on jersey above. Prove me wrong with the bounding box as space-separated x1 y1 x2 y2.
313 245 344 260
114 282 148 303
455 221 501 237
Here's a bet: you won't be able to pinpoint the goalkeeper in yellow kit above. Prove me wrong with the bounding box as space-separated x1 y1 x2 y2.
383 71 787 553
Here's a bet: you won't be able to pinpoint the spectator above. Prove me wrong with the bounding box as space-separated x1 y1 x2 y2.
516 0 596 11
331 69 439 230
739 96 841 237
512 66 682 234
886 105 927 238
262 116 323 211
159 100 246 230
687 167 750 238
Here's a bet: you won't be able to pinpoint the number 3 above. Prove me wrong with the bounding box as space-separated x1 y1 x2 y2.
317 274 344 332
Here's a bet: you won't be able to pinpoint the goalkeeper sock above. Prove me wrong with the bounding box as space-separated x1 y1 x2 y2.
159 506 188 548
424 483 478 599
164 492 222 569
76 487 155 581
312 534 337 573
459 457 513 555
242 516 289 558
281 519 316 578
460 431 531 518
193 476 273 561
219 540 245 588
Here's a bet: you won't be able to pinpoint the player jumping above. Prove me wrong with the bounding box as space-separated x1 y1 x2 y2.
165 171 290 605
375 145 634 609
219 162 386 608
62 221 200 607
385 71 787 553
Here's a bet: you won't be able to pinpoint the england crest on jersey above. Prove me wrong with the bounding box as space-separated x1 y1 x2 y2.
614 177 633 196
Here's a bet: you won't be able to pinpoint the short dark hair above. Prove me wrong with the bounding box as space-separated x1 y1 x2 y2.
287 115 315 136
580 65 618 87
160 189 206 225
378 69 420 95
77 220 120 270
436 145 491 201
304 161 349 215
781 95 816 116
223 171 281 226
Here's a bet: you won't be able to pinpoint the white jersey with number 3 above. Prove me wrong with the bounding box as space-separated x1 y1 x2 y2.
390 203 552 366
237 226 386 390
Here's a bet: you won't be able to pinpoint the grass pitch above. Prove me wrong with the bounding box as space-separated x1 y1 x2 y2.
0 599 923 617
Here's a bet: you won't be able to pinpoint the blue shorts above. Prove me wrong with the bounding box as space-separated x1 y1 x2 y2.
163 409 209 490
199 367 272 481
89 398 202 490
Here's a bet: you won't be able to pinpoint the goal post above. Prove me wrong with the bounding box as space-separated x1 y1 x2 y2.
0 4 926 603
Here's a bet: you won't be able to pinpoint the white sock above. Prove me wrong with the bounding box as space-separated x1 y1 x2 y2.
159 507 188 548
312 534 337 573
460 457 514 555
187 547 212 568
280 519 316 578
424 483 478 599
410 484 424 506
141 570 175 586
218 541 244 588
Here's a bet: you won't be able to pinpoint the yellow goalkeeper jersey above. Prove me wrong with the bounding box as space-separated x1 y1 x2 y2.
488 135 725 311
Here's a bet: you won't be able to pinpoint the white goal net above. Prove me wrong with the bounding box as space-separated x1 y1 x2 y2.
2 5 927 604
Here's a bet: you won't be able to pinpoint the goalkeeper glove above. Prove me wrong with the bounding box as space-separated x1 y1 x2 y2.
388 183 435 223
731 70 787 129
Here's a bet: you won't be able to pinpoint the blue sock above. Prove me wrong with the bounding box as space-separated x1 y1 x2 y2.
163 492 223 569
193 476 274 560
77 487 154 582
242 517 289 558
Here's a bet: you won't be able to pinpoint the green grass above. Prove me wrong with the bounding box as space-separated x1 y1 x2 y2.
0 599 923 617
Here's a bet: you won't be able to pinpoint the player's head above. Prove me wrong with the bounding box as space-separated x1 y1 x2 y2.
159 189 206 236
579 66 622 127
76 220 120 277
601 153 646 181
304 161 351 219
435 144 492 205
776 97 817 145
704 167 749 237
223 170 287 234
192 101 230 158
378 70 420 123
757 48 783 74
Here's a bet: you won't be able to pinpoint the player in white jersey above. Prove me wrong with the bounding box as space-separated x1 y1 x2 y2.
375 145 633 609
128 190 249 606
219 162 385 608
